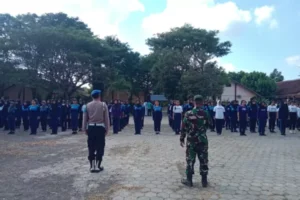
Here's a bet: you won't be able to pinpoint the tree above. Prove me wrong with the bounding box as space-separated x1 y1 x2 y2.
147 24 231 99
228 71 247 83
269 68 284 82
240 72 277 98
1 13 99 98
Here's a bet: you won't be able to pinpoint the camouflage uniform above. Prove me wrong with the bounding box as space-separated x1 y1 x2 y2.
180 97 211 187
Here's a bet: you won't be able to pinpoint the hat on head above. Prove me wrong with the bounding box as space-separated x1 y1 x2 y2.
193 95 203 101
91 90 101 96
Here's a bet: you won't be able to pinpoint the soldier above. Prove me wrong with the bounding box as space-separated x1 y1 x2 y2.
180 95 211 188
82 90 109 173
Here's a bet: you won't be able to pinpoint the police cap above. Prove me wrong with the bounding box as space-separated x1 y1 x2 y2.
91 90 101 96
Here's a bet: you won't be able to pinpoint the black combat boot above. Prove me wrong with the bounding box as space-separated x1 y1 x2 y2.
181 173 193 187
202 175 208 188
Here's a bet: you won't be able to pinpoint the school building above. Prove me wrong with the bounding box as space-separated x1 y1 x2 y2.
221 81 259 102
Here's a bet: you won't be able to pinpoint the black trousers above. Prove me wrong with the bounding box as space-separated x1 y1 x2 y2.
23 117 29 131
289 114 297 130
239 119 247 135
280 119 286 135
154 119 161 132
215 119 223 134
210 117 215 131
269 117 276 131
112 117 120 134
230 118 237 132
250 118 257 132
87 126 106 162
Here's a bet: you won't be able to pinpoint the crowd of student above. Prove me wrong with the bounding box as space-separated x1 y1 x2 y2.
167 99 300 136
0 98 86 135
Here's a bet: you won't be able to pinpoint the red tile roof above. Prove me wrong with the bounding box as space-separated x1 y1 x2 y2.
276 79 300 97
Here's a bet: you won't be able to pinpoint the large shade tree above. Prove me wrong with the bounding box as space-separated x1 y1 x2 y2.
147 24 231 100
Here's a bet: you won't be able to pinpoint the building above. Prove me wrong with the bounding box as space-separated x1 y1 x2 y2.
221 81 259 102
276 79 300 100
1 85 33 101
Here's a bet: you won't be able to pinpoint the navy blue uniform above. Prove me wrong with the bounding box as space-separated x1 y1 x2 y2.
168 103 174 129
15 102 22 128
124 103 131 127
29 105 40 135
230 104 238 132
8 104 17 134
249 104 258 132
40 105 49 132
133 104 144 134
2 102 9 130
278 104 289 135
60 104 68 131
111 103 122 134
22 105 30 131
70 104 80 133
50 104 61 134
78 103 83 131
0 102 4 128
208 105 215 131
238 105 248 135
225 105 231 130
153 105 163 134
258 105 268 135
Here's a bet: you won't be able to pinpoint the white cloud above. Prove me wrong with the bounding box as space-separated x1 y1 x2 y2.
254 5 278 29
142 0 252 35
286 55 300 67
0 0 145 38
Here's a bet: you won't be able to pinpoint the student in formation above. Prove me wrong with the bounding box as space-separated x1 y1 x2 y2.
40 100 49 132
152 100 163 134
50 100 60 135
288 101 298 134
22 101 30 131
297 103 300 131
7 100 17 134
258 102 268 136
173 100 183 135
229 100 238 133
29 99 40 135
111 99 121 134
267 100 277 133
213 100 225 135
238 100 248 136
249 99 258 133
278 100 289 136
70 99 80 134
133 100 144 135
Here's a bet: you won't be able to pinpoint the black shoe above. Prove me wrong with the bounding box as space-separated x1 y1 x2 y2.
51 133 57 135
201 175 208 188
281 134 286 136
240 134 247 136
30 133 36 135
260 134 266 136
181 178 193 187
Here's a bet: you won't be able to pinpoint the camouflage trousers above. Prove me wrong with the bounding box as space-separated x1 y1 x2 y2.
186 142 209 177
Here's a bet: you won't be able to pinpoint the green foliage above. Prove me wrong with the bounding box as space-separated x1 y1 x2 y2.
269 68 284 82
147 24 231 100
229 71 277 99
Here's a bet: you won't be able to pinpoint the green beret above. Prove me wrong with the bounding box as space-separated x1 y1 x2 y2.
193 95 203 101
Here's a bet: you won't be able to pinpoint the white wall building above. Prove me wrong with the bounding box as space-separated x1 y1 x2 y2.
221 81 258 103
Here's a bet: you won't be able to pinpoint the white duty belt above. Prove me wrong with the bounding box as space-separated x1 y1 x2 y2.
88 123 105 127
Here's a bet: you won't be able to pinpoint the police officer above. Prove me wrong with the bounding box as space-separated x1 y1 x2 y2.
153 100 163 134
267 100 277 133
258 102 268 136
8 100 17 134
82 90 109 172
133 100 144 135
238 100 248 136
40 100 49 132
29 99 40 135
70 99 80 134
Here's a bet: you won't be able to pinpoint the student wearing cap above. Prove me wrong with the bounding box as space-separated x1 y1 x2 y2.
180 95 211 188
83 90 109 172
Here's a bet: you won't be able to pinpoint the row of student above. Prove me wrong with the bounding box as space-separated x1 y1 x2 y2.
108 100 163 135
0 99 86 135
167 99 300 136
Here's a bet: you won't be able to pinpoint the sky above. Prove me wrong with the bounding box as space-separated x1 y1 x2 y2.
1 0 300 80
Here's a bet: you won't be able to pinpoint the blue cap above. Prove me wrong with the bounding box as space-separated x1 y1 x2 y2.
91 90 101 96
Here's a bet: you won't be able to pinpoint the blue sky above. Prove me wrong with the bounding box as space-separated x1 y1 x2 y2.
1 0 299 80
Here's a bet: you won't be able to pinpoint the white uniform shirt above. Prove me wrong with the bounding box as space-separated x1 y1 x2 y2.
267 105 277 113
213 105 225 119
173 105 183 114
289 105 298 113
